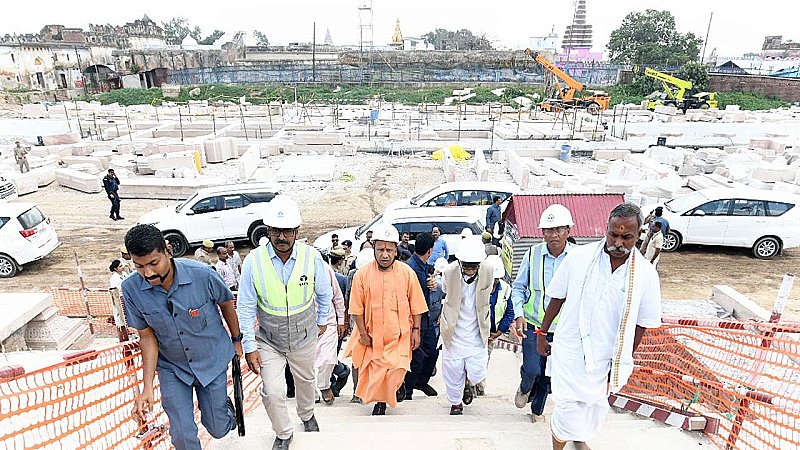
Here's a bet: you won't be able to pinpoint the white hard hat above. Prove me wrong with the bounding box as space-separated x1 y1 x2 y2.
264 195 302 228
355 248 375 269
456 237 487 263
538 204 574 229
371 223 399 243
434 257 449 273
485 254 505 279
460 227 473 238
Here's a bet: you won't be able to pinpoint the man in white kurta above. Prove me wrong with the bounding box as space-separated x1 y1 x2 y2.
537 204 662 450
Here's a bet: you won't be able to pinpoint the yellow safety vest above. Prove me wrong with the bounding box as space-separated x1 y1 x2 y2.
252 243 316 316
523 242 570 329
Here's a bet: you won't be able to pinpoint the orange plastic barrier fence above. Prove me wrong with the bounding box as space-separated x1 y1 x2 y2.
0 342 261 449
624 317 800 450
51 288 117 336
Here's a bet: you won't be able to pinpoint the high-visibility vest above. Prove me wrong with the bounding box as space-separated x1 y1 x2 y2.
523 242 570 329
252 243 316 316
493 280 511 328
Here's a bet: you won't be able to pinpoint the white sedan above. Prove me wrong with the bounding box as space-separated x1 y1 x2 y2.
645 187 800 259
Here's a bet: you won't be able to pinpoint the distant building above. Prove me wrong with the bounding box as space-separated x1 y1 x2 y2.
529 27 559 54
762 36 800 58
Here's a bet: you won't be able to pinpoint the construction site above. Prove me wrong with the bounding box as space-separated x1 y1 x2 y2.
2 0 800 448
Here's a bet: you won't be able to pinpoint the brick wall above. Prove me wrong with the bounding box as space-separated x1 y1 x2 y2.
709 73 800 102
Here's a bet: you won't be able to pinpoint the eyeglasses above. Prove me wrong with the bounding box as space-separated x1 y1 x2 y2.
461 263 480 271
542 227 569 236
268 228 298 237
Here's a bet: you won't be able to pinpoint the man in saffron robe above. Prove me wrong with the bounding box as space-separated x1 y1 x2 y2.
345 223 428 415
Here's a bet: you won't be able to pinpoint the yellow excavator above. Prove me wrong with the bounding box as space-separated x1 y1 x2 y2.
639 67 718 112
526 49 610 114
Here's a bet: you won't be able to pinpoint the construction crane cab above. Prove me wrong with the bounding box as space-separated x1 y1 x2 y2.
525 49 610 114
639 67 718 112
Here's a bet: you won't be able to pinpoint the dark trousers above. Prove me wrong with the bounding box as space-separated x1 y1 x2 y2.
519 327 553 415
404 326 439 390
108 192 121 218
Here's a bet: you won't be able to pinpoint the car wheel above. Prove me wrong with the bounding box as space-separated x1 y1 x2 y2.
662 231 681 252
752 236 780 260
250 224 269 247
0 254 19 278
164 232 189 258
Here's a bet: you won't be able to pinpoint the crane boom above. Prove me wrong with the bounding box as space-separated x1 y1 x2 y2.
524 48 610 113
643 67 692 102
532 51 584 100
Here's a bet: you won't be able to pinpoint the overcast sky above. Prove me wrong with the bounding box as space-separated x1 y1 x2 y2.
0 1 792 57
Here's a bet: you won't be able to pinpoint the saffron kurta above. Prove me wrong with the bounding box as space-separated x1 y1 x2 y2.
345 260 428 407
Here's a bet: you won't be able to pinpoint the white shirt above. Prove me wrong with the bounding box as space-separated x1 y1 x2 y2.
644 232 663 262
110 272 124 290
446 278 486 358
215 259 238 289
227 250 242 280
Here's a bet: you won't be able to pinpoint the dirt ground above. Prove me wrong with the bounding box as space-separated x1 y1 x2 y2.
3 158 799 321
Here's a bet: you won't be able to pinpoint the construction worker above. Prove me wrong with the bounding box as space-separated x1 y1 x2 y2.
194 240 215 265
14 141 30 173
509 204 576 422
236 195 333 450
476 254 514 396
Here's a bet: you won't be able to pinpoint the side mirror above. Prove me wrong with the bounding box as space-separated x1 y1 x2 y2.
692 210 706 217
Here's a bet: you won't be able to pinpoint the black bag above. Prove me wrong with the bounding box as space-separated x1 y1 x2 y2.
231 355 245 436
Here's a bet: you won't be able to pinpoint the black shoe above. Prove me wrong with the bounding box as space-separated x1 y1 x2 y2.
404 389 413 401
272 435 293 450
372 402 387 415
462 382 475 406
303 415 319 432
396 383 406 403
110 215 116 221
419 383 438 397
117 216 125 220
287 388 295 399
450 404 464 415
226 397 236 431
332 366 350 396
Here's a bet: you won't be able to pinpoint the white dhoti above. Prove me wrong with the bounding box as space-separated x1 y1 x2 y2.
315 324 339 390
441 346 488 405
551 398 610 443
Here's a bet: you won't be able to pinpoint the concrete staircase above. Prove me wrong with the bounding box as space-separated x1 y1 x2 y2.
210 350 712 450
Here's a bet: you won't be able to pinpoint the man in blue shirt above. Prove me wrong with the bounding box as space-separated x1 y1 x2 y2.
485 196 503 234
403 232 440 399
653 206 670 237
237 195 333 450
427 226 450 264
121 224 243 450
509 204 575 422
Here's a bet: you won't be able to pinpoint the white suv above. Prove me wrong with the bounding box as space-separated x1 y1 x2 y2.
137 183 282 257
385 181 518 215
0 201 61 278
313 208 485 258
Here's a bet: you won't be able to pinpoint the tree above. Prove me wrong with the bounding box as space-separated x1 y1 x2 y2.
162 17 192 45
422 28 493 50
679 61 710 94
253 30 270 46
194 30 224 45
607 10 702 66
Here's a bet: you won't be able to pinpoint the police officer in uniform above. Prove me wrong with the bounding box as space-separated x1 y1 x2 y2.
120 224 243 450
509 204 576 421
236 195 333 450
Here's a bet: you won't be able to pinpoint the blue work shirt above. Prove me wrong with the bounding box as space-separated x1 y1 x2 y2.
510 243 572 320
406 253 433 330
654 217 670 237
121 258 234 387
486 204 502 232
237 243 333 354
427 238 450 264
490 281 515 333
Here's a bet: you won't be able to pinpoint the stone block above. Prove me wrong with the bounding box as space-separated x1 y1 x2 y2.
541 158 576 176
291 133 344 145
238 146 262 181
55 168 103 193
29 166 56 187
276 155 336 182
117 177 226 200
22 103 48 119
147 152 200 175
677 165 698 176
25 306 91 351
523 158 550 176
504 150 530 190
592 149 631 161
0 293 53 343
474 149 489 182
203 137 237 163
8 172 39 195
62 156 107 171
752 166 796 183
711 285 769 321
654 105 678 115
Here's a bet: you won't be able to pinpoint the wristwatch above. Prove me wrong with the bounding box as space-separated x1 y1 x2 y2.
231 332 244 343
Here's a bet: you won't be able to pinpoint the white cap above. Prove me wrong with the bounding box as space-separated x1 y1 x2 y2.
355 248 375 268
538 204 574 229
456 237 487 263
485 254 505 279
460 228 473 238
371 223 399 243
263 195 302 228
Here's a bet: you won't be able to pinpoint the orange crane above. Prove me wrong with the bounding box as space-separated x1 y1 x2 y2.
525 49 610 113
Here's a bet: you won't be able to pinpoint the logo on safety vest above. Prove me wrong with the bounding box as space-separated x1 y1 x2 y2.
299 274 309 286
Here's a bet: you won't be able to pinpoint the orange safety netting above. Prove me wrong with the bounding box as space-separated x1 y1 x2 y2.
52 288 118 336
0 342 262 449
2 317 799 449
625 317 800 450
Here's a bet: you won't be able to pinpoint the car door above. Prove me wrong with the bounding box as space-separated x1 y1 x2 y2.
219 194 251 239
724 199 767 246
683 199 731 245
185 196 225 242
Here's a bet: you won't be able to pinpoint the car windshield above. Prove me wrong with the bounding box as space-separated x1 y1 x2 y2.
176 193 198 213
409 186 440 205
355 213 383 239
664 191 708 213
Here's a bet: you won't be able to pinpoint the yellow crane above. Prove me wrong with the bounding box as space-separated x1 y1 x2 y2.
639 67 718 111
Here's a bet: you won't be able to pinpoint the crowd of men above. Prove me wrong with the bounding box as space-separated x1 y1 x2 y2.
114 194 663 450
